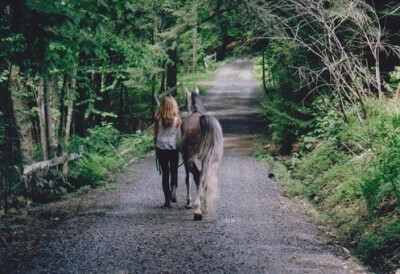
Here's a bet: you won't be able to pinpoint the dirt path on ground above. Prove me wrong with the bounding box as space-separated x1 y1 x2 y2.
17 59 364 273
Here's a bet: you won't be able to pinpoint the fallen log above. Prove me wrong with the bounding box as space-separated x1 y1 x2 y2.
23 146 83 175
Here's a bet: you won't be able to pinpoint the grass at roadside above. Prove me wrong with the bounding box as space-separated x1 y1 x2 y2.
256 95 400 273
176 62 222 104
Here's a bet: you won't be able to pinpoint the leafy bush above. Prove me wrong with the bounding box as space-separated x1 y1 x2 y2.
261 92 312 154
68 125 153 187
263 39 309 91
299 96 344 151
384 66 400 94
259 39 316 154
295 140 343 181
360 177 382 220
69 123 121 156
356 220 400 271
70 154 111 186
24 169 70 203
118 131 153 159
360 114 400 218
261 93 400 271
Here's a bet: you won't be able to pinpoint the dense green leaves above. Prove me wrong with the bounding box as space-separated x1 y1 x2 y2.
0 0 242 206
251 1 400 271
1 0 399 271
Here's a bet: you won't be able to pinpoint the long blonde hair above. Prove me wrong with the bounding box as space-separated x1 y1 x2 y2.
155 96 182 128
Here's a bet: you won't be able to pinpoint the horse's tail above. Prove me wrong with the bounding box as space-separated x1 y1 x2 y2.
199 115 223 215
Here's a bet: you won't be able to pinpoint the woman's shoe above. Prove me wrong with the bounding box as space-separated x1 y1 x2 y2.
162 201 171 207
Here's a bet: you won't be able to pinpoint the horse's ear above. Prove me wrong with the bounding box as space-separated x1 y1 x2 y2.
194 86 199 94
184 87 191 97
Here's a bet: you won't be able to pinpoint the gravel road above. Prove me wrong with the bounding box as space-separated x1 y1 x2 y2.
18 59 364 273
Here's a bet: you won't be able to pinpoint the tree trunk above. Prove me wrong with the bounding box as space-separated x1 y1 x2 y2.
2 177 7 214
62 69 76 175
46 74 58 158
124 86 136 132
65 73 75 141
74 71 87 137
92 73 102 126
374 48 383 100
152 20 159 114
9 65 35 163
167 42 178 90
118 82 124 130
217 24 229 60
102 73 112 115
262 51 267 92
36 76 49 161
152 74 156 117
57 74 67 157
0 64 23 214
192 11 198 74
160 61 166 93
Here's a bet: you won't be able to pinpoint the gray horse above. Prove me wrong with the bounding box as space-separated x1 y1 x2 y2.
179 87 223 220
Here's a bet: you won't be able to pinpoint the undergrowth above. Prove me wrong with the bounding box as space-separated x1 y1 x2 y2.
1 61 221 213
258 94 400 273
68 123 153 187
11 124 153 205
175 61 221 105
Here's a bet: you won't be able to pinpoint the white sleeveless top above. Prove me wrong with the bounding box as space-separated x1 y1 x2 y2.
156 116 179 150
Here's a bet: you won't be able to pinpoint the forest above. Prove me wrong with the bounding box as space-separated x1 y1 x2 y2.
1 0 400 272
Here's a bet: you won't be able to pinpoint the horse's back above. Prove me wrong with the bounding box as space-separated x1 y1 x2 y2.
182 112 202 141
181 112 203 158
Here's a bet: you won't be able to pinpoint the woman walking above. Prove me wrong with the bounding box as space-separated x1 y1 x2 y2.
154 96 182 207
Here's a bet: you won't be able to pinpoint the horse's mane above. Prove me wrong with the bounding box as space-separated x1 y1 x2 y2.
191 92 206 113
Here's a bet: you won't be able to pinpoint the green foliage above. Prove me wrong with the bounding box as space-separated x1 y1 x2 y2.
356 220 400 270
252 1 400 271
263 40 312 93
360 114 400 218
360 176 382 220
265 96 400 271
299 96 345 150
259 38 325 155
71 123 120 156
384 66 400 93
71 154 110 186
178 61 221 85
68 124 153 187
295 140 345 183
1 0 237 212
260 92 312 153
118 132 154 159
24 169 70 203
175 61 220 104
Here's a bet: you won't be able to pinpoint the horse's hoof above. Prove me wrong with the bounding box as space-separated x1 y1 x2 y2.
185 204 192 209
193 213 203 221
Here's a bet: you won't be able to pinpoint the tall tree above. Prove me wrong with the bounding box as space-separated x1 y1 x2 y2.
244 0 400 117
0 64 23 213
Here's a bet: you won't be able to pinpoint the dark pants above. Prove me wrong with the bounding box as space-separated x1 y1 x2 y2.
156 148 179 203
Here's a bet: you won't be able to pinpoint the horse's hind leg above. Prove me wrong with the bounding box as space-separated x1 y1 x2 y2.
186 160 203 220
193 183 204 221
184 160 200 208
184 165 192 209
192 167 203 220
